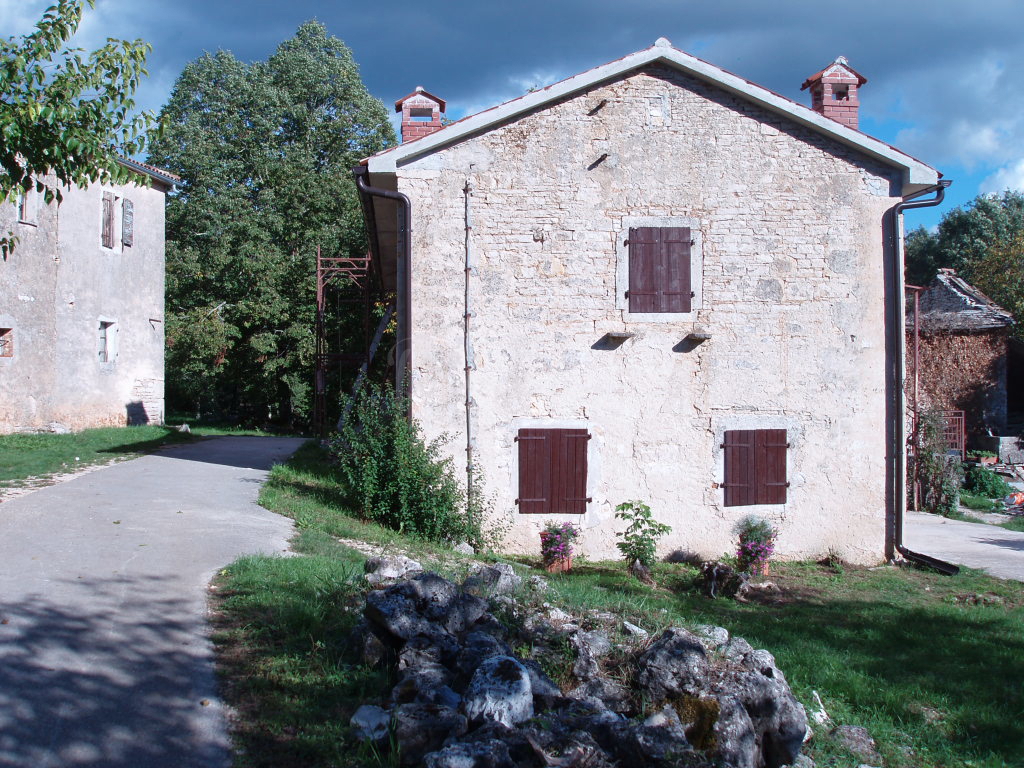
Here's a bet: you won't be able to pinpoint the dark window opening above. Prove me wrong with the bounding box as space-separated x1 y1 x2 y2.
98 321 114 362
409 107 434 122
723 429 789 507
516 428 591 515
832 86 850 101
0 328 12 358
122 199 134 247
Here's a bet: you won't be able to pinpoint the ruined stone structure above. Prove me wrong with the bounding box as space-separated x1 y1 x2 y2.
357 40 942 563
0 160 176 433
906 269 1014 441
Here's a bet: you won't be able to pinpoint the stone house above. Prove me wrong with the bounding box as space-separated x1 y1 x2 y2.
0 159 176 433
355 40 942 563
906 269 1015 445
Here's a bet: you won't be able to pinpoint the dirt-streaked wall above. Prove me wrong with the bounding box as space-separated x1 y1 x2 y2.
0 175 166 433
397 65 901 563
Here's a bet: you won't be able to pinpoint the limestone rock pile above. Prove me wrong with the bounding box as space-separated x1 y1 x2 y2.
349 557 809 768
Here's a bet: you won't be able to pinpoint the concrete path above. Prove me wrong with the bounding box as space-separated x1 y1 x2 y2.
905 510 1024 581
0 436 307 768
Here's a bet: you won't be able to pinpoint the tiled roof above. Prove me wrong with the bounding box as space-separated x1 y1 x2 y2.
908 269 1014 333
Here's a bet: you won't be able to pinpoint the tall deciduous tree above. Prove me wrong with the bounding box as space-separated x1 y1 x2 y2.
0 0 157 256
148 22 395 424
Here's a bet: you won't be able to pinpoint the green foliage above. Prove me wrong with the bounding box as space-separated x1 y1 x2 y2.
327 381 477 545
964 464 1014 499
0 0 158 257
147 21 396 424
910 410 963 516
959 492 996 513
905 192 1024 341
614 499 671 569
539 521 580 565
733 514 778 572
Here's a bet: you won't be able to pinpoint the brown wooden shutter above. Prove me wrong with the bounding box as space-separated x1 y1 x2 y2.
757 429 789 505
628 226 691 313
516 429 550 514
102 192 114 248
724 429 788 506
122 199 134 247
628 227 659 313
661 227 691 313
723 430 755 507
517 428 591 514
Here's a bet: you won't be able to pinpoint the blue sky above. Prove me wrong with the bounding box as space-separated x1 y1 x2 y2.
5 0 1024 229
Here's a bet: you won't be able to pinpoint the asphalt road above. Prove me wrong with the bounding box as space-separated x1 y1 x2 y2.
0 436 306 768
905 510 1024 581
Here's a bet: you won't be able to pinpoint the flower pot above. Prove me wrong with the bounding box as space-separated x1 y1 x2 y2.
544 557 573 573
743 561 769 577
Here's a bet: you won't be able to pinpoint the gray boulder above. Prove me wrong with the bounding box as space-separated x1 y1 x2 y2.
350 704 390 745
464 563 522 596
390 662 455 706
567 677 631 713
365 554 423 585
463 656 533 727
571 630 611 681
621 620 649 639
637 628 709 701
454 631 513 681
693 624 730 650
391 703 468 766
422 739 515 768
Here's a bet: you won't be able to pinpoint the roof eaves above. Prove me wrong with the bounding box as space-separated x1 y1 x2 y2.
365 41 938 192
116 157 180 188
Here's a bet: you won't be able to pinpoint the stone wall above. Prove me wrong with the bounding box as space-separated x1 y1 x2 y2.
908 329 1009 440
0 175 166 432
398 65 901 563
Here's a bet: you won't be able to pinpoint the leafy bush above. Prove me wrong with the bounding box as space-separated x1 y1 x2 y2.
733 515 777 573
965 464 1014 499
910 410 963 516
615 500 671 570
327 381 478 544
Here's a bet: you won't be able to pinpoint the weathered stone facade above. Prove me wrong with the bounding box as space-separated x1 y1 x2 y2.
361 44 940 565
0 169 170 433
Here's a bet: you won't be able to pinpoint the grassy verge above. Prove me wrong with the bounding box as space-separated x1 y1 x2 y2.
214 443 1024 768
1000 516 1024 533
0 425 196 486
166 412 309 437
960 492 997 512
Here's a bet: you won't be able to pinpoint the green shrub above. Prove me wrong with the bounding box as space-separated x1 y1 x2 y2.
965 464 1014 499
910 410 963 516
327 381 478 544
733 515 778 572
615 500 671 569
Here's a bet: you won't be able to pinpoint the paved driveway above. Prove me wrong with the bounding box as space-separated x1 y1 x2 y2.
0 436 306 768
905 511 1024 581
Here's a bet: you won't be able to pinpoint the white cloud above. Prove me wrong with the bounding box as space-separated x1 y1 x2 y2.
981 159 1024 194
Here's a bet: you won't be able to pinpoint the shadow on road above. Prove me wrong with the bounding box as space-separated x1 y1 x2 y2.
0 576 228 768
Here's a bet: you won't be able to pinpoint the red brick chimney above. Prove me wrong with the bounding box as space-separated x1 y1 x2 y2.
395 87 446 143
801 56 867 130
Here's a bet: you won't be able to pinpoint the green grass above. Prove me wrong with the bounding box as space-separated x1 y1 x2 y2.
0 425 195 486
960 492 998 512
1000 517 1024 533
214 442 1024 768
165 411 301 437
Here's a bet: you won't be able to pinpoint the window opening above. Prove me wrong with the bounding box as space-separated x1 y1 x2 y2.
98 321 114 362
0 328 12 358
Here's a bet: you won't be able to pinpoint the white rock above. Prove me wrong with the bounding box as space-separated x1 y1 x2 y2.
622 620 649 639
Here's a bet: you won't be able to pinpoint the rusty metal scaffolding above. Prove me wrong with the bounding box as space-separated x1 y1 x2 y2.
313 247 373 436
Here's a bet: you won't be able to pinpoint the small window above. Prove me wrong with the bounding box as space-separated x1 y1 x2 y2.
122 199 134 247
17 187 37 225
98 321 115 363
516 428 591 515
101 192 115 248
0 328 12 358
832 85 850 101
627 226 692 313
722 429 789 507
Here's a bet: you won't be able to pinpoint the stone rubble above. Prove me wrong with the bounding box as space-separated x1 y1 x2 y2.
349 558 813 767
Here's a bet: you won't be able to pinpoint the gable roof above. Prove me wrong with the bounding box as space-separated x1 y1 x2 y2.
364 38 939 194
801 56 867 90
117 157 180 189
908 269 1014 333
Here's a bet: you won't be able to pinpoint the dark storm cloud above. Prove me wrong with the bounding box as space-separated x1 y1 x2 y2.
4 0 1024 193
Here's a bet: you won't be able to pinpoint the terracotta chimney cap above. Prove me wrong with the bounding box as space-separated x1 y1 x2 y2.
801 56 867 91
395 87 447 112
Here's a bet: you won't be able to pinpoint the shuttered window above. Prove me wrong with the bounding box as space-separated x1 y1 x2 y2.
723 429 789 507
101 192 115 248
628 226 692 313
516 428 591 515
122 199 134 247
